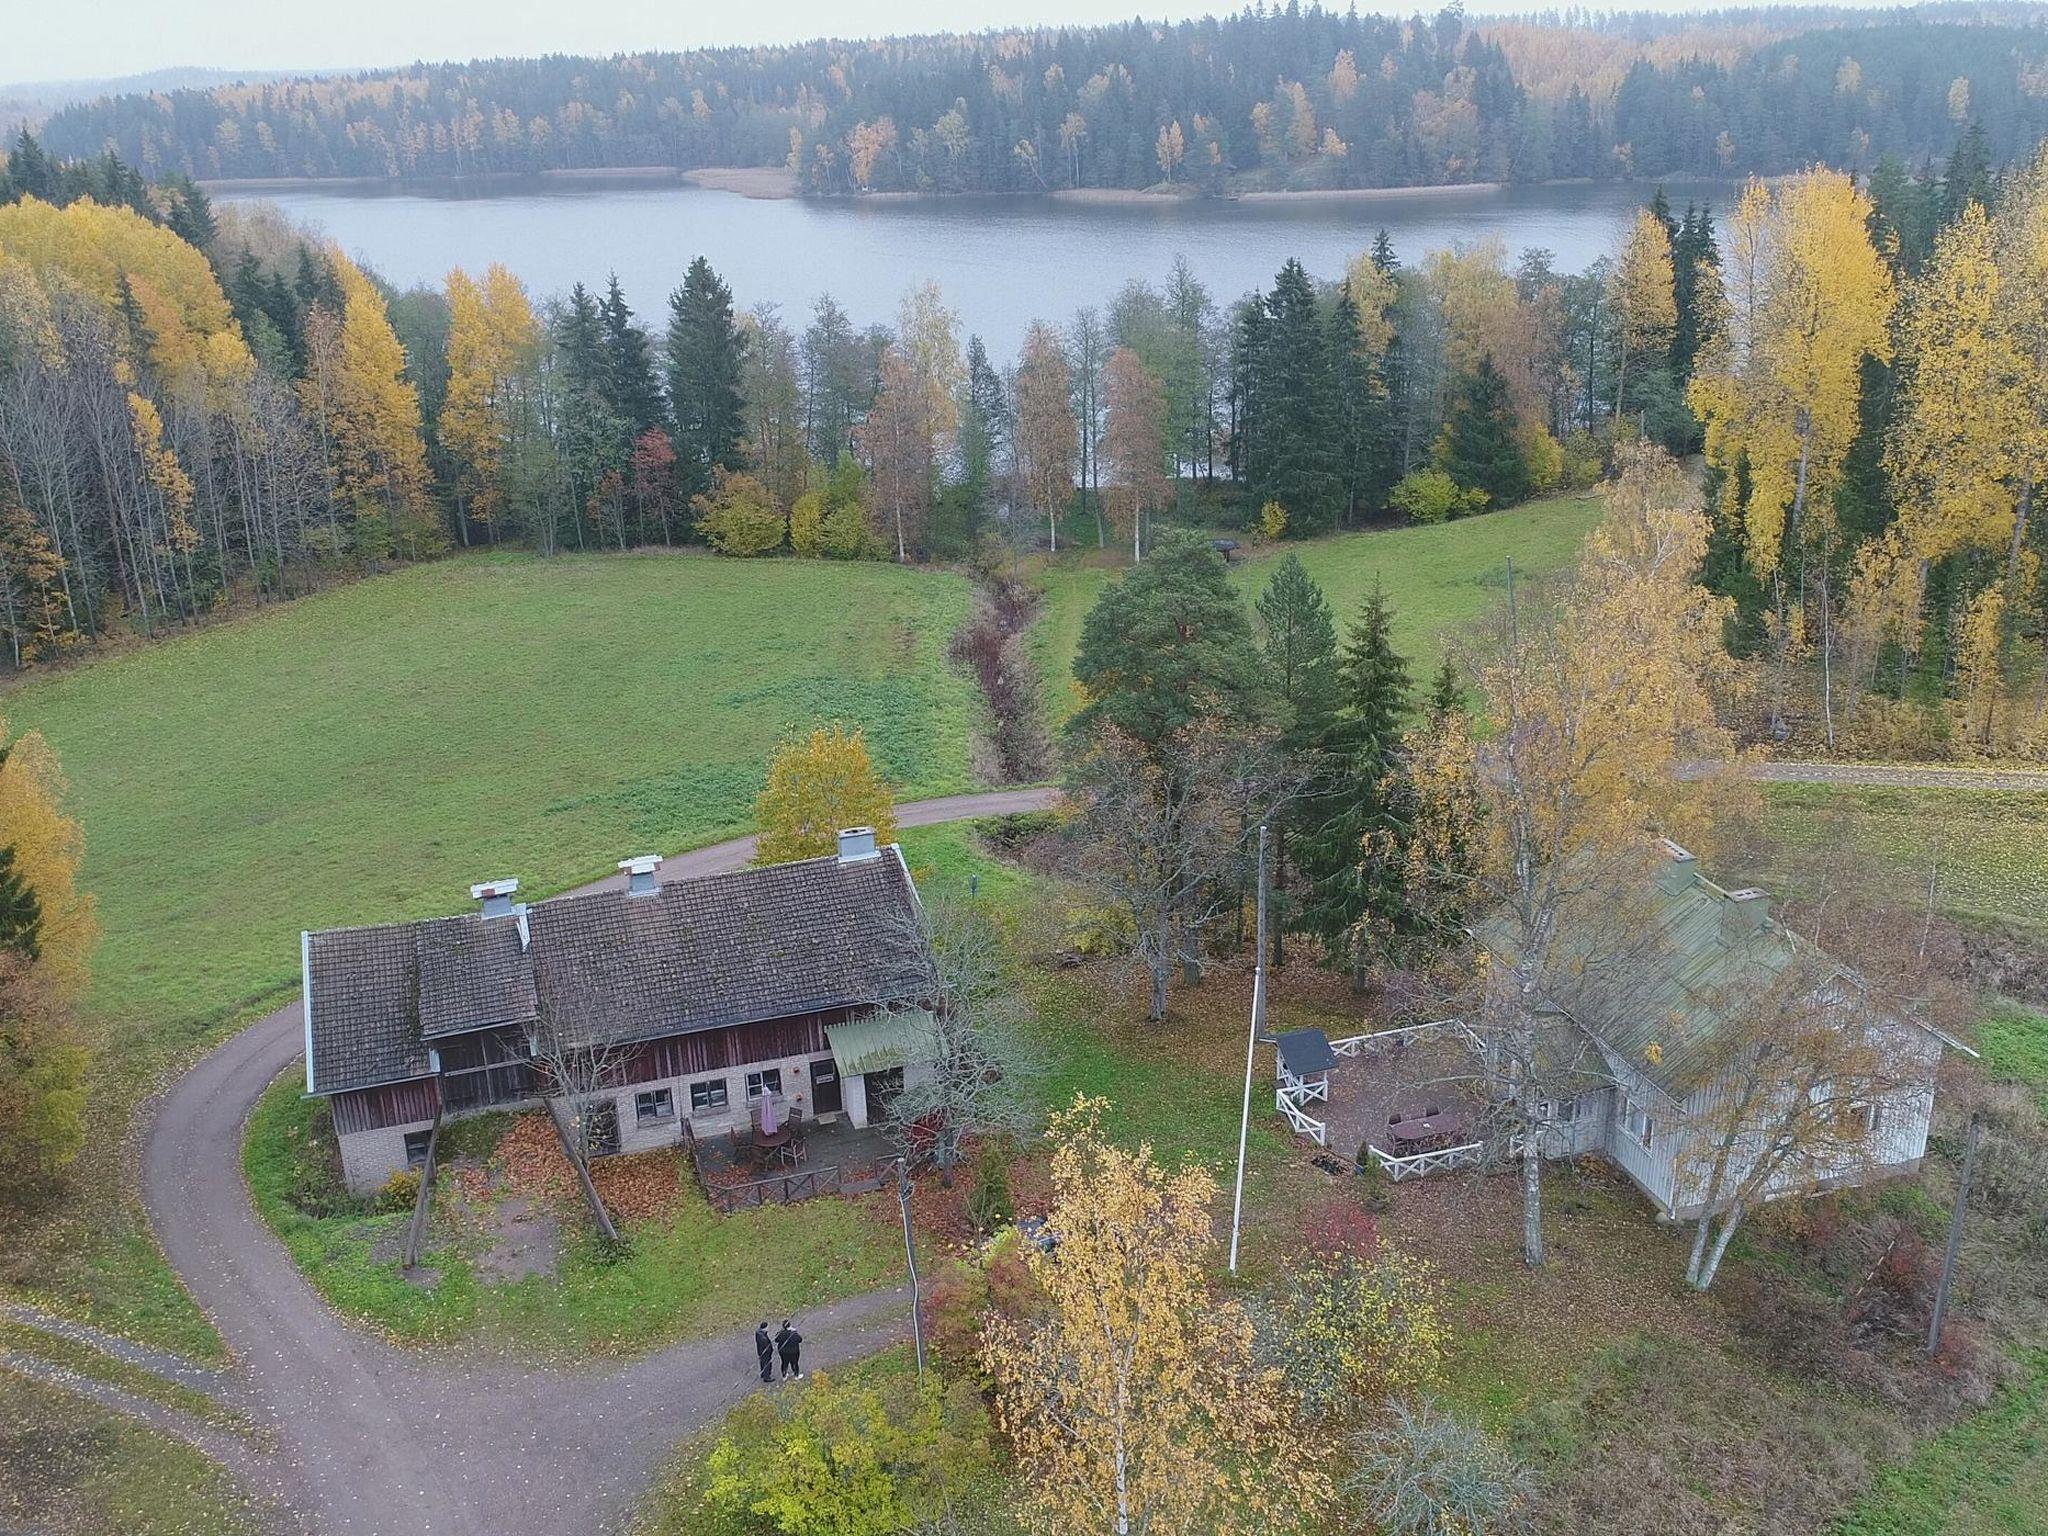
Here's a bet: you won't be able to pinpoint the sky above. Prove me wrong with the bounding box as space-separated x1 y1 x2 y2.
5 0 1879 86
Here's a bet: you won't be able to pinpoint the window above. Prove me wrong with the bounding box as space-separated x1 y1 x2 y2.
635 1087 675 1126
746 1068 784 1100
1622 1095 1655 1150
402 1129 433 1168
1838 1097 1883 1138
689 1078 729 1113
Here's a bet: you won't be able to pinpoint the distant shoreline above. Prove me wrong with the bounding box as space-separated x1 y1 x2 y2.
204 165 1733 204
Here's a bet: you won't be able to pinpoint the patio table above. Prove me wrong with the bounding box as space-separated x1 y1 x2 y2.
1387 1108 1468 1147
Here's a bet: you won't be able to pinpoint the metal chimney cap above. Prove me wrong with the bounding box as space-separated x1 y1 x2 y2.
617 855 662 877
470 879 520 900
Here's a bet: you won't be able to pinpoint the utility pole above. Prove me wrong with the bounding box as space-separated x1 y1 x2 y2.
1229 823 1269 1275
1927 1112 1983 1355
896 1158 927 1376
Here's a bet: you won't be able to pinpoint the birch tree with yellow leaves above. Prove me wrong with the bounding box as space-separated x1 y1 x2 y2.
982 1098 1327 1536
0 713 98 1195
1449 442 1750 1267
1610 206 1676 419
299 252 437 563
1687 169 1894 744
442 263 543 540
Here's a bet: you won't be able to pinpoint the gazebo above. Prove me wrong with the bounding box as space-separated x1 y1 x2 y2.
1272 1027 1338 1143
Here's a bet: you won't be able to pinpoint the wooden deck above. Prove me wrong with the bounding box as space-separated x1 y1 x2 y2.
686 1116 900 1211
1282 1023 1485 1172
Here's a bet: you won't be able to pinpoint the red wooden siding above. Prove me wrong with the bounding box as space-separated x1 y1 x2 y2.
620 1010 840 1086
333 1009 853 1131
333 1077 442 1134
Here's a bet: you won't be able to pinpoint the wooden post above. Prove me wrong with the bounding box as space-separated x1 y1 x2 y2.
1927 1112 1983 1355
401 1103 443 1271
545 1096 621 1245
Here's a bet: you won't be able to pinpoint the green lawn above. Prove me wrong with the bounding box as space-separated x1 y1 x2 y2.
1761 783 2048 938
1028 494 1603 723
1833 1354 2048 1536
0 1369 270 1536
242 1074 906 1358
2 549 979 1352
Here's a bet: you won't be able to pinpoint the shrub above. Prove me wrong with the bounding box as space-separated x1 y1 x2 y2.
705 1368 995 1536
1301 1194 1381 1261
1518 422 1565 495
1559 429 1605 489
1259 500 1288 540
789 490 826 557
377 1169 421 1213
1390 468 1485 525
964 1139 1014 1234
982 1226 1045 1324
695 468 786 556
1355 1144 1392 1211
1346 1398 1536 1536
922 1259 990 1374
1255 1245 1446 1424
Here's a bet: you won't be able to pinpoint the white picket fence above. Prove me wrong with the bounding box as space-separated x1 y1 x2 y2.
1274 1019 1477 1171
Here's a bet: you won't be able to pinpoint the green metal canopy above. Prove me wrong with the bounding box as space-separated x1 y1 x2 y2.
827 1010 939 1078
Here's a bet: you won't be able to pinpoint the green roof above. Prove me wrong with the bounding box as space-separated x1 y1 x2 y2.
1474 843 1810 1100
827 1009 940 1078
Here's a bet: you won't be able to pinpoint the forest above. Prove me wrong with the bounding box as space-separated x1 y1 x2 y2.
0 117 2042 761
28 5 2048 194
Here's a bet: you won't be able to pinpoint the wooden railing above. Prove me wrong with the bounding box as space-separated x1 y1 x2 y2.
707 1164 843 1213
1275 1019 1477 1161
1367 1140 1487 1182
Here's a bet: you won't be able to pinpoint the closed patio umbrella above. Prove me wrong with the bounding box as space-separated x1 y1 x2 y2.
760 1089 780 1135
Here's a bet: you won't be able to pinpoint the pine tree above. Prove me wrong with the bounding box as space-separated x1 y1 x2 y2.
665 256 747 503
1292 584 1415 981
1437 359 1529 506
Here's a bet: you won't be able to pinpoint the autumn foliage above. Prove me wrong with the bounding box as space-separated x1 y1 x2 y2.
753 724 898 866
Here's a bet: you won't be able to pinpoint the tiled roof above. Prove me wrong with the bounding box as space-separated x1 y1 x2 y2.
305 848 928 1096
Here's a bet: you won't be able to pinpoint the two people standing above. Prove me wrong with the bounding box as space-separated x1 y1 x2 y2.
753 1318 803 1383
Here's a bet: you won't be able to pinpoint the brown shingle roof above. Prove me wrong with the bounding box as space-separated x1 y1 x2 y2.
305 849 927 1096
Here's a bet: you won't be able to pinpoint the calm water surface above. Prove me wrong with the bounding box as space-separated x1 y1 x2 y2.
217 177 1733 352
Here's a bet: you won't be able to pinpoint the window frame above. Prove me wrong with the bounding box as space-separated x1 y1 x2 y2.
402 1128 433 1167
635 1086 675 1126
746 1068 784 1100
689 1078 730 1113
1621 1094 1656 1151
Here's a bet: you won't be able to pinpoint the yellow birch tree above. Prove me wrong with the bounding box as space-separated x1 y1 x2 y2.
982 1098 1326 1536
1610 207 1676 418
753 724 899 864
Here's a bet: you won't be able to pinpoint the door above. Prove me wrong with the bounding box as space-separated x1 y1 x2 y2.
864 1066 905 1122
810 1057 843 1116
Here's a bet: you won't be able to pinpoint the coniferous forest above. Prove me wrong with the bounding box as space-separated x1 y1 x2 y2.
31 5 2048 194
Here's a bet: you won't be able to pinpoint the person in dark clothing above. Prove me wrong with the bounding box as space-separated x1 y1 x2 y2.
754 1322 775 1383
774 1319 803 1380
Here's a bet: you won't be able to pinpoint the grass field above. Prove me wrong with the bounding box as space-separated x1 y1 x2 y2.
1761 783 2048 938
1 549 979 1351
1028 494 1603 722
0 1369 270 1535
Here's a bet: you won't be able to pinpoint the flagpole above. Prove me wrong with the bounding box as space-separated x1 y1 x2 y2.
1229 822 1269 1274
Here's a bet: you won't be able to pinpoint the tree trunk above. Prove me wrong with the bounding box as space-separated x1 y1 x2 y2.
1521 1132 1546 1267
1697 1200 1744 1290
544 1097 620 1244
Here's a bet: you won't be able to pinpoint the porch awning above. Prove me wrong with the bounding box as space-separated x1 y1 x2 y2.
827 1010 939 1078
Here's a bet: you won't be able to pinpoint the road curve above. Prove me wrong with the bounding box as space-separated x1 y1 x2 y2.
141 788 1058 1534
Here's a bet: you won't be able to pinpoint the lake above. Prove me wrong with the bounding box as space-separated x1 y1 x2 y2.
215 175 1734 353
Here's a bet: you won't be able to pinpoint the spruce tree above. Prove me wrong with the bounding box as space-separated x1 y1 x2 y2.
0 845 41 962
1291 584 1415 981
1256 554 1339 963
599 274 664 440
1437 358 1529 507
666 256 747 503
1243 259 1341 534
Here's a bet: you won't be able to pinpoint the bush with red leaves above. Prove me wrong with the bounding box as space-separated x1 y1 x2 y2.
1299 1195 1382 1262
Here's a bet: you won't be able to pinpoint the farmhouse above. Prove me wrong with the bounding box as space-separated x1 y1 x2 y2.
1281 840 1970 1219
302 828 933 1192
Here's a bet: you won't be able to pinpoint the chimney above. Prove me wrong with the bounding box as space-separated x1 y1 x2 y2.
836 826 880 865
470 878 520 920
1722 888 1772 934
1654 839 1698 895
618 854 661 896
